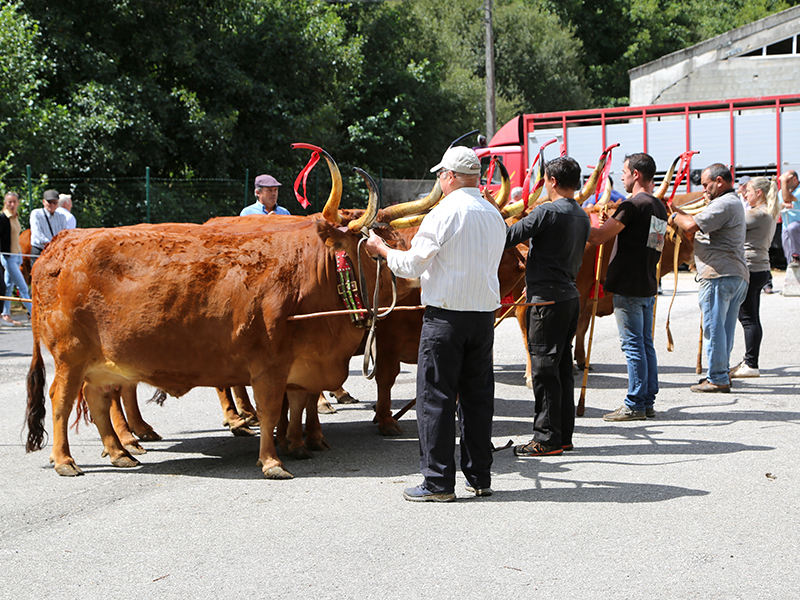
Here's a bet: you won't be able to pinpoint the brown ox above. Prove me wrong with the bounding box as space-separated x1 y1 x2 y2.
25 184 417 478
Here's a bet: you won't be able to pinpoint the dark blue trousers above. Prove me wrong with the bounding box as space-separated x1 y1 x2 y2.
416 307 495 494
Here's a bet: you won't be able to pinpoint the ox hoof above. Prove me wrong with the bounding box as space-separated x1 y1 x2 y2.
259 462 294 479
124 443 147 455
55 462 84 477
264 466 294 479
243 415 260 428
137 431 162 442
307 438 331 452
110 454 140 468
288 445 314 460
231 425 257 437
378 420 403 436
335 392 359 405
317 400 337 415
525 377 533 389
576 405 586 417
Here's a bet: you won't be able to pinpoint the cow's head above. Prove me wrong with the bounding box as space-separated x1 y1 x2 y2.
316 166 420 307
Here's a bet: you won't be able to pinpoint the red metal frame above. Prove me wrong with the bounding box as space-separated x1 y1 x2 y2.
491 94 800 192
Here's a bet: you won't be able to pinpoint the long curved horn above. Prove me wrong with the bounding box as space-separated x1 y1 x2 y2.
575 143 621 203
390 214 427 229
292 143 342 224
596 177 613 207
494 160 511 209
575 157 606 203
379 180 443 222
348 168 380 232
500 201 524 219
500 182 545 219
655 155 680 200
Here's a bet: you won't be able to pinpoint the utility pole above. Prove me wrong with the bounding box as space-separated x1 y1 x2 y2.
484 0 496 141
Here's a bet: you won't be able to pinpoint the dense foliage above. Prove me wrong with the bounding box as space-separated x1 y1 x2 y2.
0 0 795 225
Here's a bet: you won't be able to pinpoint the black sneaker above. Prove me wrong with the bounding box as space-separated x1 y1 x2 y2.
513 440 563 457
646 407 655 418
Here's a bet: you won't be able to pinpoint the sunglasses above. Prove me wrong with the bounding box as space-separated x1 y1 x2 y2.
45 199 58 204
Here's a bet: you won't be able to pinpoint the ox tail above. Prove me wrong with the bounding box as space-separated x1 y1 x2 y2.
71 385 92 433
25 337 47 452
147 388 168 406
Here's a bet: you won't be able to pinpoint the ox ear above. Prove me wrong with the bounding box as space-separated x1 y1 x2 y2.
315 219 350 250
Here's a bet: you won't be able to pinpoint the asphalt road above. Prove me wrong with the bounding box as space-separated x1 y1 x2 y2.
1 272 798 599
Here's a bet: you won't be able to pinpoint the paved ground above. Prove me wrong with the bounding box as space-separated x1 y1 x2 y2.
1 272 797 599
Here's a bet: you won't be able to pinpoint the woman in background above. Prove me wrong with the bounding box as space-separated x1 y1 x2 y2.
1 191 31 325
730 177 780 378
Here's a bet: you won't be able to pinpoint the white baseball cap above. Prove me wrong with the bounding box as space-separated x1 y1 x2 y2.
430 146 481 175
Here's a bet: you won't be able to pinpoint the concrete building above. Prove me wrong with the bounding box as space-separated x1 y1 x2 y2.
630 6 800 105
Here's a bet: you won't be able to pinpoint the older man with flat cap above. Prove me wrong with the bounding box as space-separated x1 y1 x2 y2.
365 146 506 502
240 174 290 216
30 189 69 264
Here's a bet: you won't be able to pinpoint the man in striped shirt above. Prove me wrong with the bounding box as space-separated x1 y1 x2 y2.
366 146 507 502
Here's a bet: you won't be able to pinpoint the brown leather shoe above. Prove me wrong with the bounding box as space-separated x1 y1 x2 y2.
690 379 730 393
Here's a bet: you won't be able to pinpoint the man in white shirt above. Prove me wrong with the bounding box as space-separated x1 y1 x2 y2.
56 194 77 229
365 146 506 502
30 189 69 263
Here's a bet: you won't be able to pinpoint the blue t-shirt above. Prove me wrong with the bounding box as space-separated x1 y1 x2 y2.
240 202 291 216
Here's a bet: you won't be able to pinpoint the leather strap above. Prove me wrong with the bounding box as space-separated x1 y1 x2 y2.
335 251 368 326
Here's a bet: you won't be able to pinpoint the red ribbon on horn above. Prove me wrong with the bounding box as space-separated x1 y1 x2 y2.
668 150 699 205
483 157 497 192
521 168 532 208
593 143 620 203
293 151 319 209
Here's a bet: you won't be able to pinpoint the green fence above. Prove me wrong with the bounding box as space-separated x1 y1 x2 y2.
2 165 350 229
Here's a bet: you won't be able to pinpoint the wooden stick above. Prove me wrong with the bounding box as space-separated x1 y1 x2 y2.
696 321 704 375
653 254 663 337
392 399 416 421
665 234 681 352
494 290 526 328
0 295 32 304
578 241 605 416
286 300 554 321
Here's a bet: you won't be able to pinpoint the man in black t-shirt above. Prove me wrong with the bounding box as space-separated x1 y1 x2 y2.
506 157 591 456
588 153 668 421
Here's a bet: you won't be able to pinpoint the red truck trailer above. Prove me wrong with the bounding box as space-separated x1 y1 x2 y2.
476 94 800 194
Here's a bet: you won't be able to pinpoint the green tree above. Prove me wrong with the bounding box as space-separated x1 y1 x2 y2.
335 1 479 180
542 0 798 107
0 2 72 183
20 0 362 180
409 0 590 133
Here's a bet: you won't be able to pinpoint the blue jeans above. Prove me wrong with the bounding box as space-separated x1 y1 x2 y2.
613 294 658 412
1 254 31 316
698 276 748 385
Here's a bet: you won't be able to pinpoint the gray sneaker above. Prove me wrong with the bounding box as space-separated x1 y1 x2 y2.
646 407 655 418
603 405 646 421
